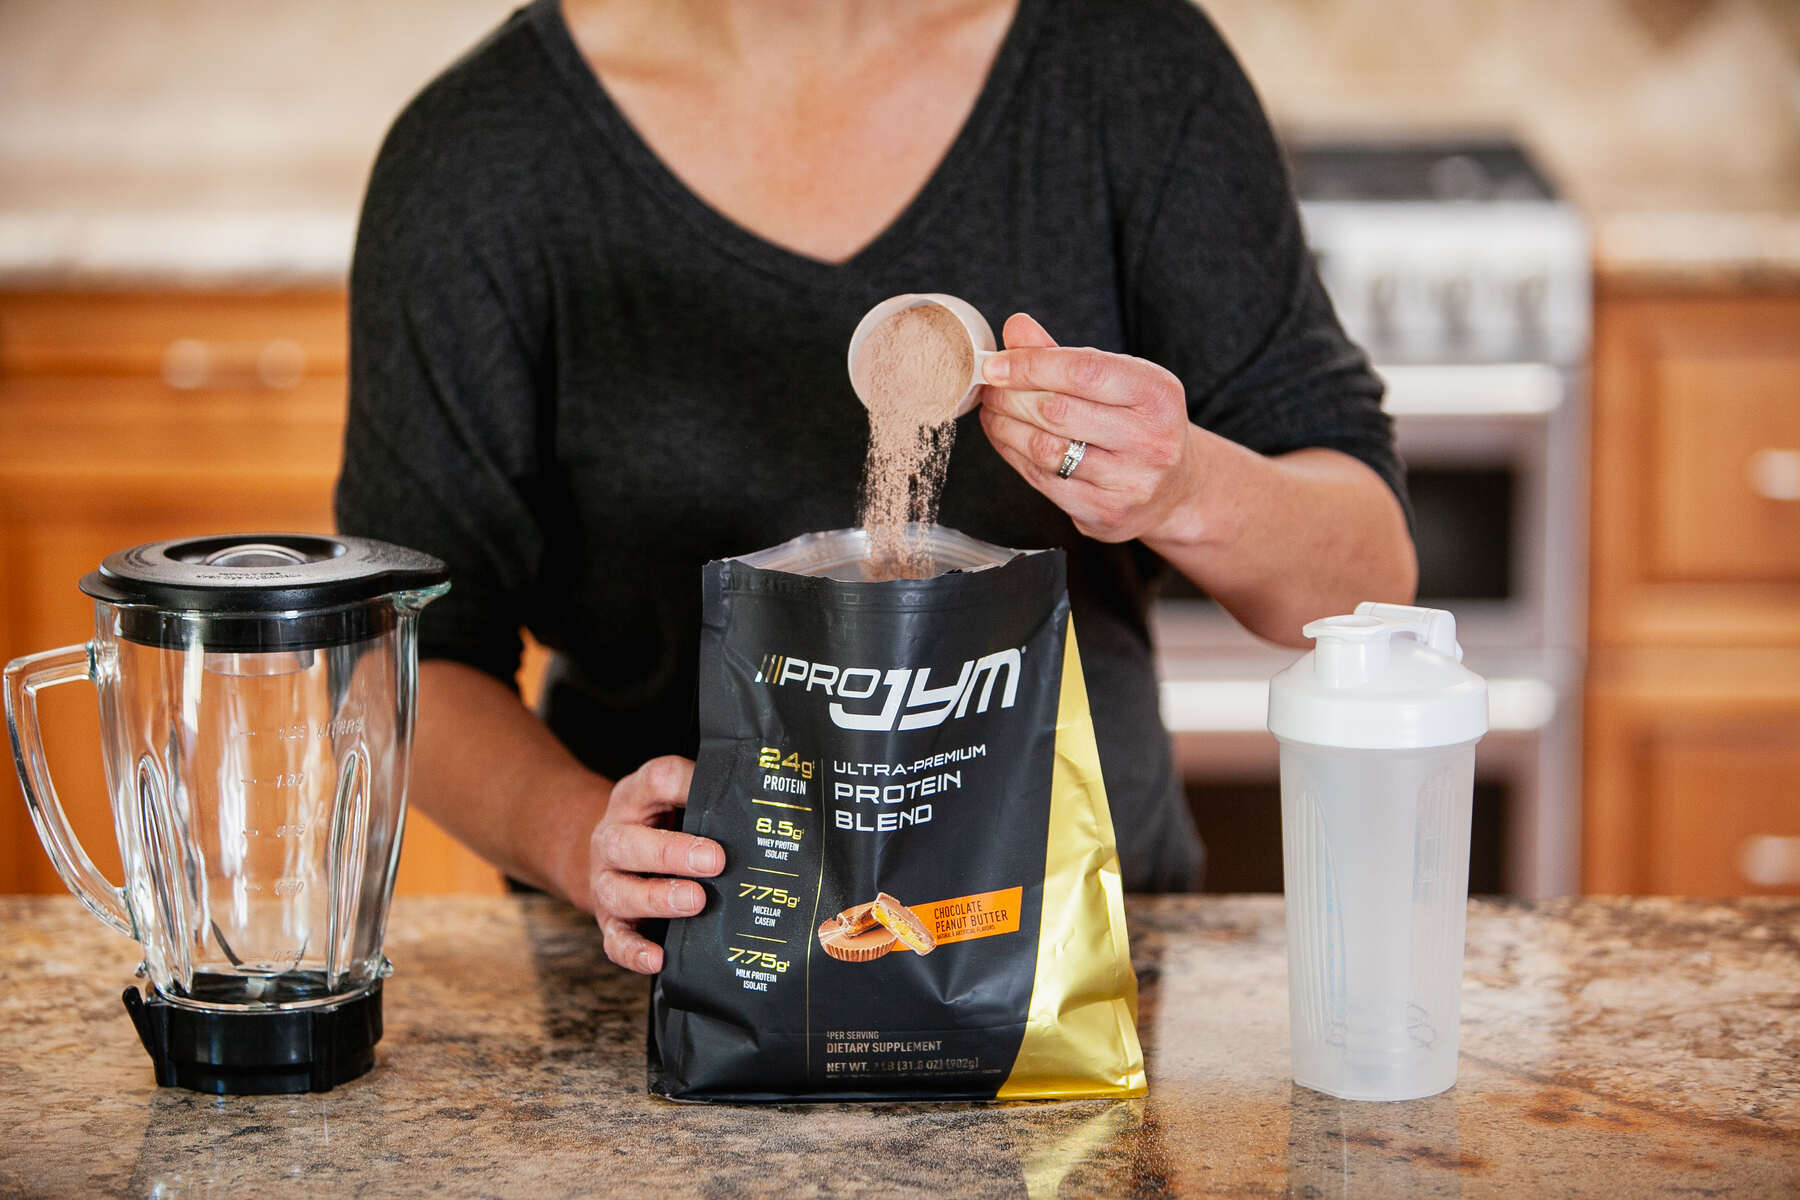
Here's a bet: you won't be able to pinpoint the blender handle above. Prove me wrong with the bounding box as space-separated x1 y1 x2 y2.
3 643 134 938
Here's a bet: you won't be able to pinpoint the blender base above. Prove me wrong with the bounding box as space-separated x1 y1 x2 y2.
122 980 383 1095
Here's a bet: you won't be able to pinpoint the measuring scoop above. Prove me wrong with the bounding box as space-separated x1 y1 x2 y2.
847 293 998 421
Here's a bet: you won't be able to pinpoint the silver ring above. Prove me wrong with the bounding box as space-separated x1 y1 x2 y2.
1056 439 1088 479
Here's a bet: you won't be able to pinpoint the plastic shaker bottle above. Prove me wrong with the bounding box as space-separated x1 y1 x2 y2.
1267 602 1488 1101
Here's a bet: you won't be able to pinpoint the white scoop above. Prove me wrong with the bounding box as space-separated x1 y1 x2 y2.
846 293 998 420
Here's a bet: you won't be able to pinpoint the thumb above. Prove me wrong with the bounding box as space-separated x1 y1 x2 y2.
1001 312 1060 350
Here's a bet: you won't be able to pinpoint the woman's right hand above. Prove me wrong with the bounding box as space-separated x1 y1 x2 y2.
586 755 724 974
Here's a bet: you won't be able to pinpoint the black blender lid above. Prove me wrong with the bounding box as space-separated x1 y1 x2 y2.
79 534 449 652
82 533 446 612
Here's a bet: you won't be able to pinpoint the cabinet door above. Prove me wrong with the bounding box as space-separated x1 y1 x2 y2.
1591 294 1800 646
1648 739 1800 894
1586 649 1800 895
0 290 349 376
0 464 342 894
0 291 501 897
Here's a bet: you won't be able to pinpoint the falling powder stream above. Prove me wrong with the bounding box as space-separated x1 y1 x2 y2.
852 304 974 579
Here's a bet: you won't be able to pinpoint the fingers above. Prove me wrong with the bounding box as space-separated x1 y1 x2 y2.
607 754 695 822
980 405 1121 485
592 820 724 879
981 404 1181 545
600 915 665 975
984 344 1169 408
977 314 1189 534
587 755 719 973
982 317 1183 414
980 394 1184 486
1001 311 1059 351
980 385 1136 454
592 866 708 923
983 413 1108 505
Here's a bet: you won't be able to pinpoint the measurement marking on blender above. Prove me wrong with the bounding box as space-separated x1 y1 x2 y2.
245 718 364 741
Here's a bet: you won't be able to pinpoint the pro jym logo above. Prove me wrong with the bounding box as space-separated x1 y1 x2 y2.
753 648 1023 732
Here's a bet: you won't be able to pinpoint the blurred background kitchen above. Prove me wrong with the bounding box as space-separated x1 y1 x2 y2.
2 0 1795 900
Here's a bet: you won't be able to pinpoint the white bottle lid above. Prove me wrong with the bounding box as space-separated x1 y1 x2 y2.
1267 602 1488 750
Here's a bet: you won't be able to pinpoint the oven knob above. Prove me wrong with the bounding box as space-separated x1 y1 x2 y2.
1514 273 1549 351
1438 275 1473 349
1368 272 1400 350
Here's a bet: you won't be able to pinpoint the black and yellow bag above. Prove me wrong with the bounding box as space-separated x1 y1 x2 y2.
649 527 1145 1101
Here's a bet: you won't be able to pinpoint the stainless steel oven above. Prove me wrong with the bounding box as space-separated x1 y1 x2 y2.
1156 140 1590 897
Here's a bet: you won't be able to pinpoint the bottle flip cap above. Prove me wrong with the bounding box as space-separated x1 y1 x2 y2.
1267 602 1488 750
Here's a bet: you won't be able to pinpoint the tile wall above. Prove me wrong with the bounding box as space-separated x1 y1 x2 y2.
1202 0 1800 210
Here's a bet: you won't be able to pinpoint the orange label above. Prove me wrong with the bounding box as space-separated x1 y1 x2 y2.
912 887 1023 947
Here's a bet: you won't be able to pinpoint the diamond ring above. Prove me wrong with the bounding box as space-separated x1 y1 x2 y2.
1057 439 1088 479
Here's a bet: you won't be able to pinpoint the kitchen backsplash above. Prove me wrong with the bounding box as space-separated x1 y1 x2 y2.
1 0 1795 216
1203 0 1800 209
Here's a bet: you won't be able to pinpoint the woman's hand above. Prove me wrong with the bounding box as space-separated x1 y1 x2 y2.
979 313 1201 544
586 755 724 974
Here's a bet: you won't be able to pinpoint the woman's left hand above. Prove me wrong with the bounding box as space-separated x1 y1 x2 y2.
978 313 1200 545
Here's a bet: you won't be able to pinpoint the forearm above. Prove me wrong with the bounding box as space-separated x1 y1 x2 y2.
1143 434 1417 647
411 659 610 909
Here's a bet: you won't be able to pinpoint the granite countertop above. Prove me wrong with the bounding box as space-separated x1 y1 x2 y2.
7 173 1795 294
2 894 1796 1197
10 199 1795 295
6 194 1796 294
1588 204 1800 293
7 178 1792 295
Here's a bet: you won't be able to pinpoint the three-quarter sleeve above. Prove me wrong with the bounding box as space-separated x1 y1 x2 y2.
334 101 551 687
1120 13 1408 523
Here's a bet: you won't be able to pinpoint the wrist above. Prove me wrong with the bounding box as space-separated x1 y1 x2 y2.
1141 425 1229 554
536 766 613 911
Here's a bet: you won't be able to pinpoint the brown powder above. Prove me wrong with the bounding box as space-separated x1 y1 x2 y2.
851 303 973 579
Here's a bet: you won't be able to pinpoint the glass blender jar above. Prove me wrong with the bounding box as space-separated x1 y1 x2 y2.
4 534 448 1094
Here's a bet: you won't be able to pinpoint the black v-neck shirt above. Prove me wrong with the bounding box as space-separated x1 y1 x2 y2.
335 0 1404 892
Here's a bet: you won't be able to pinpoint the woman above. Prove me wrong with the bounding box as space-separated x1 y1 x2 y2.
336 0 1415 974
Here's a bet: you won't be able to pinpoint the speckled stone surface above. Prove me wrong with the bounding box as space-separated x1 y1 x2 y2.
1591 209 1800 294
1 895 1795 1197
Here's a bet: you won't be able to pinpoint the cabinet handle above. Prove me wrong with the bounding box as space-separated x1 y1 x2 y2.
160 338 307 391
1739 835 1800 888
1748 448 1800 502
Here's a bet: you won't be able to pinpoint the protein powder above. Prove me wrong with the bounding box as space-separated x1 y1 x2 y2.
850 302 977 579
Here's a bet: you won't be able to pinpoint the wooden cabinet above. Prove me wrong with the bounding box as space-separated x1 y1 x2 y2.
1589 294 1800 647
1586 291 1800 894
0 290 502 896
1586 648 1800 893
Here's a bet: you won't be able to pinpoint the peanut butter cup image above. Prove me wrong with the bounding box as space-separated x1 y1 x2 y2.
818 903 897 963
872 892 938 956
820 901 879 939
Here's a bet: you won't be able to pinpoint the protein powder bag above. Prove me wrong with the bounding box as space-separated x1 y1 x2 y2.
649 526 1146 1101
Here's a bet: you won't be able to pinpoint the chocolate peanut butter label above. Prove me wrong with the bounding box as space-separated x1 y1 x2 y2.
649 546 1145 1102
911 886 1022 946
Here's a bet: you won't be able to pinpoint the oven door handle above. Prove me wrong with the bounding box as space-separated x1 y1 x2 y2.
1159 675 1558 734
1378 363 1563 417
